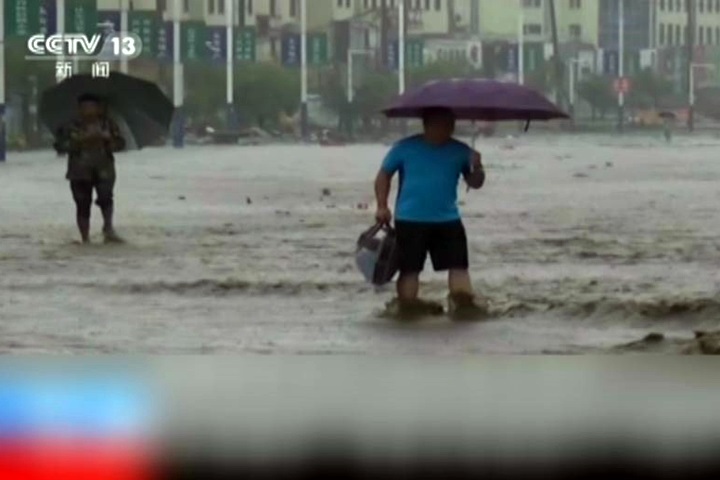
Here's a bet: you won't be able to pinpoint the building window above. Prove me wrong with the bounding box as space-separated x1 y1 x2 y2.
669 0 673 10
270 0 276 16
208 0 214 14
677 0 682 11
218 0 224 14
699 26 705 44
676 24 681 44
524 24 542 35
247 0 253 14
523 0 542 7
569 24 581 38
710 0 714 12
183 0 189 12
699 0 705 11
708 27 714 44
435 0 441 10
339 0 344 6
425 0 430 9
569 0 581 8
660 0 664 10
668 25 674 44
659 23 665 45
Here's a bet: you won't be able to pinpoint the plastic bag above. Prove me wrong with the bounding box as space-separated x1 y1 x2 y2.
355 223 399 286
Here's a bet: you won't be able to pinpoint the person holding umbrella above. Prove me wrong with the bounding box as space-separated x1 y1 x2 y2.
54 94 126 244
42 72 175 244
377 79 569 319
374 107 487 318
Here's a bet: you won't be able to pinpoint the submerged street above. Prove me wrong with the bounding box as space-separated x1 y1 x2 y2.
1 135 720 353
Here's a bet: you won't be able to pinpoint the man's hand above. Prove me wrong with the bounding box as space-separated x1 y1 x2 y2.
375 205 393 225
465 150 485 190
470 150 483 172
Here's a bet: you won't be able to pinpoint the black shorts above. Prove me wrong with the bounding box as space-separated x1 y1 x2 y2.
70 174 115 215
395 220 469 273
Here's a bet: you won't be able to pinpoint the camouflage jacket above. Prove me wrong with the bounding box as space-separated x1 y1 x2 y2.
54 117 126 181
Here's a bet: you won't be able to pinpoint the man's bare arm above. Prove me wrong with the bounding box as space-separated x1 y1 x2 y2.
375 170 392 208
374 170 393 224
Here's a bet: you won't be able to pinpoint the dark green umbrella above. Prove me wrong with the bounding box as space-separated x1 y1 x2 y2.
39 72 174 149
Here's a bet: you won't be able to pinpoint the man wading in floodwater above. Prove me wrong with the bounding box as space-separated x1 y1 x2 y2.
374 107 487 318
55 94 126 244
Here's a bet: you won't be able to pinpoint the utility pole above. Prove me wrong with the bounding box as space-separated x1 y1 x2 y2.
380 0 388 70
618 0 625 132
447 0 456 36
548 0 566 108
687 0 696 132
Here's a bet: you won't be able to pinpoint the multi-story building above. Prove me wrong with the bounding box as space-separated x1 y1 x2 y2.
655 0 720 48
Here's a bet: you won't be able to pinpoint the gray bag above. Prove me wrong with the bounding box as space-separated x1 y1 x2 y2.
355 223 399 286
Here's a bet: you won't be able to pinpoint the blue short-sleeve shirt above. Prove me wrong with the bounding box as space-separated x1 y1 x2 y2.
381 135 472 223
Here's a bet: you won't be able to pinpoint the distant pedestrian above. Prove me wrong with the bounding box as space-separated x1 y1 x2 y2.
663 119 673 143
54 94 126 243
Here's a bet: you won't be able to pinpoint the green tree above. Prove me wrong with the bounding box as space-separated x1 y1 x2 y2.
577 74 614 120
626 68 674 109
184 64 226 123
353 72 397 131
234 64 300 128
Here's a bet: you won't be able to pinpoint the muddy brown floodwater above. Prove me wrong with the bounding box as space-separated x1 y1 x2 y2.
1 134 720 353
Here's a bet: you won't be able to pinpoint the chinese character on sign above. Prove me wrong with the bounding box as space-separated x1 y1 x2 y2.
92 62 111 78
56 62 73 80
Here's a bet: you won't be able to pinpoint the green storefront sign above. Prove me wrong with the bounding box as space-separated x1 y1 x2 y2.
406 39 424 68
523 43 545 73
5 0 41 37
623 51 641 77
128 10 156 56
308 32 328 66
234 27 256 62
66 0 97 36
181 21 205 61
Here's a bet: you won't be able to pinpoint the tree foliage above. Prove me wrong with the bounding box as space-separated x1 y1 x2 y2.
626 68 675 109
184 62 301 128
577 74 614 118
234 63 300 128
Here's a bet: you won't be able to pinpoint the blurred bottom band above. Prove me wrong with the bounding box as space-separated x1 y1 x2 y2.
159 456 720 480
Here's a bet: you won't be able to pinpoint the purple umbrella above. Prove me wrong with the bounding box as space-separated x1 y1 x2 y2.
382 78 569 125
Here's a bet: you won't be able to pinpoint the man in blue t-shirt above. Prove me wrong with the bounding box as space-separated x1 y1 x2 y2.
375 107 486 317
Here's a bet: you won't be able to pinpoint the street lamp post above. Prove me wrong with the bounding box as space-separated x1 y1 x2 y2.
568 58 579 122
689 63 715 132
0 0 5 161
398 0 405 95
120 0 129 74
617 0 625 132
518 0 524 84
347 49 373 138
300 0 309 141
172 0 184 148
